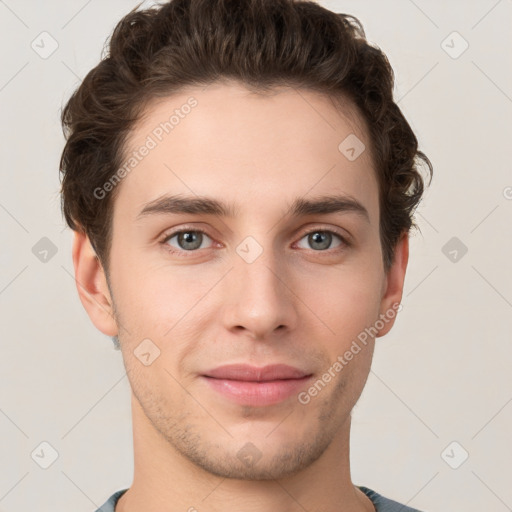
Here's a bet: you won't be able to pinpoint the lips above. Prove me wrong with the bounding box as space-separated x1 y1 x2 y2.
201 364 313 406
203 364 310 381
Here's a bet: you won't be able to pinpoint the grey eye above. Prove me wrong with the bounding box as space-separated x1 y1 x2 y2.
165 230 212 251
296 231 343 251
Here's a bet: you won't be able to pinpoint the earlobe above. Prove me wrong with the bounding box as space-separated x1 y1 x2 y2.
376 233 409 338
71 230 118 337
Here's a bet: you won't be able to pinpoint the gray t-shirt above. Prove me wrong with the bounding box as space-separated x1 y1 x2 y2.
94 486 425 511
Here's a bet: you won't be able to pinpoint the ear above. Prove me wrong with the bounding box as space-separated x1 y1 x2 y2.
375 232 409 338
71 230 118 337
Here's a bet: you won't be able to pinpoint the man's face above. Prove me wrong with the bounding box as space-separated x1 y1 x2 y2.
97 81 403 479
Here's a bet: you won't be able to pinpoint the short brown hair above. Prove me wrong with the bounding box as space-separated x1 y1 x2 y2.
59 0 432 277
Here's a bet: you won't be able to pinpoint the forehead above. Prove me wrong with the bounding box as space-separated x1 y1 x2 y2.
116 80 378 223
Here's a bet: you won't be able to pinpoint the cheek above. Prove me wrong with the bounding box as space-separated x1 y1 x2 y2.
112 266 217 371
112 261 202 322
305 266 383 334
112 234 384 342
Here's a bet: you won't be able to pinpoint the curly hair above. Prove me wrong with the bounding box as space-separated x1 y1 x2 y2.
59 0 432 277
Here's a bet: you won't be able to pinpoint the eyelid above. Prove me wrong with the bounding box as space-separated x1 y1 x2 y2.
159 224 351 255
297 226 351 245
160 226 215 249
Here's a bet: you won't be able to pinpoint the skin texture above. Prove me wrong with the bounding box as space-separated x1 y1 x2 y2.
73 80 408 512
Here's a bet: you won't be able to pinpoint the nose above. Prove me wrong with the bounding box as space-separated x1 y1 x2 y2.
221 247 298 341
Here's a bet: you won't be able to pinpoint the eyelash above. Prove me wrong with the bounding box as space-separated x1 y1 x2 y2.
159 225 351 257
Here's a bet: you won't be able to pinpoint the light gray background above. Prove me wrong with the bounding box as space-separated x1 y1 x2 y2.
1 0 511 511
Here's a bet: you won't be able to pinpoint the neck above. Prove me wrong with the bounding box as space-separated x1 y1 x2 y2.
116 393 375 512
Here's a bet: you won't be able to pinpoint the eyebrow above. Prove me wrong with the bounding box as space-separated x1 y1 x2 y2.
136 194 370 222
